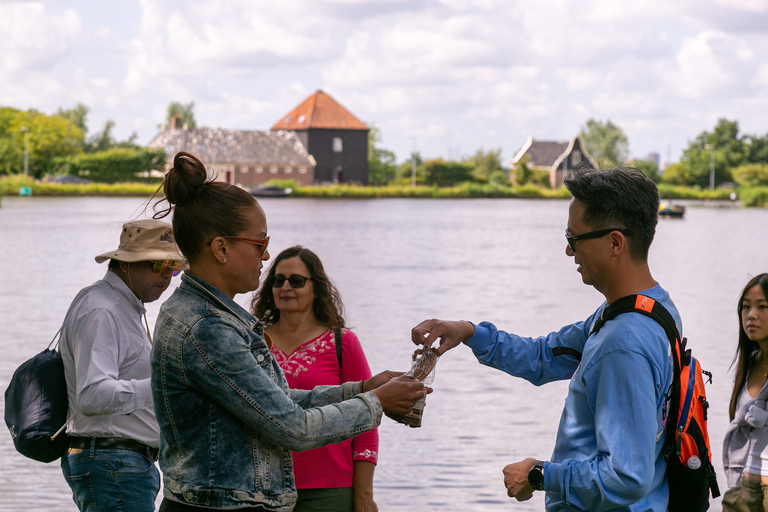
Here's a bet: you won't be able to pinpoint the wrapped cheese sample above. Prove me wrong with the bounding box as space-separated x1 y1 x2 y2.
386 346 439 428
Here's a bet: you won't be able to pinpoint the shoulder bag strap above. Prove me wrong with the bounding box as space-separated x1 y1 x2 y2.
335 328 342 370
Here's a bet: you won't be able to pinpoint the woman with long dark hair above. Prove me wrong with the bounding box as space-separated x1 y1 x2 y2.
150 152 425 512
253 246 378 512
723 274 768 512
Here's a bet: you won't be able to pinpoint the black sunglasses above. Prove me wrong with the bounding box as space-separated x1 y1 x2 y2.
271 274 312 288
565 228 633 252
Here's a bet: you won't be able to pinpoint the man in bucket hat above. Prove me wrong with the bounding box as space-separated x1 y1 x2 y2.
59 219 185 512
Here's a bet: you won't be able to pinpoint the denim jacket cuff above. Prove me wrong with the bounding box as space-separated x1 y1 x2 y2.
357 391 383 426
342 381 364 399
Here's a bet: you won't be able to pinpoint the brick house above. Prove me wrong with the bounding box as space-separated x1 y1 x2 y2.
272 90 369 184
511 136 596 188
147 127 316 188
147 90 368 187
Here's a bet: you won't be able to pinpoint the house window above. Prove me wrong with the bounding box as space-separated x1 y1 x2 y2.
298 167 307 174
223 165 234 173
256 166 263 173
269 166 278 174
240 166 249 173
332 137 343 153
285 166 293 174
572 150 582 165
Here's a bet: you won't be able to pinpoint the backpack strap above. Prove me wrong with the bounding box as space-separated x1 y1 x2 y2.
590 295 680 348
335 328 342 370
589 295 684 453
551 347 583 362
552 295 681 364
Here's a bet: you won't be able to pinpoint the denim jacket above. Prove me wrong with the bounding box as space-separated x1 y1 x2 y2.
151 272 383 511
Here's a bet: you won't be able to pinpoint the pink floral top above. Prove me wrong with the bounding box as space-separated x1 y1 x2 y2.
270 328 378 489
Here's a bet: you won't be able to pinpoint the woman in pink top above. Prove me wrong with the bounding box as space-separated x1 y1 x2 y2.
252 246 380 512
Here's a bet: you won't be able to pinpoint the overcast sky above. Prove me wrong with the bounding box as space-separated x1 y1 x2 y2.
2 0 767 166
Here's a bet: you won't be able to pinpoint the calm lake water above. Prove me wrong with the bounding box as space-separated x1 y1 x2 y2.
1 195 767 511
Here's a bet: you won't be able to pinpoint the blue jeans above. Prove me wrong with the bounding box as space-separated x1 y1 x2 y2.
61 445 161 512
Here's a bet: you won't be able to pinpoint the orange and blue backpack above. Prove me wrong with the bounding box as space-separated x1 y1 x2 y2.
590 294 720 512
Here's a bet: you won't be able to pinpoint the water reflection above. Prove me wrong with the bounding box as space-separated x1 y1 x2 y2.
0 196 766 511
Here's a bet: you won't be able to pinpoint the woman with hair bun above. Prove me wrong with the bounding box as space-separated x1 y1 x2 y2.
150 152 426 512
723 274 768 512
252 246 379 512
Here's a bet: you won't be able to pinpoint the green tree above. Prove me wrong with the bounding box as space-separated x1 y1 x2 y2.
511 154 550 188
512 154 532 185
745 133 768 164
680 118 746 187
0 108 22 174
660 162 693 186
732 163 768 187
87 119 116 153
165 101 197 129
367 126 397 186
579 119 629 167
0 108 84 177
467 148 504 182
57 103 89 136
396 152 425 183
489 170 509 186
423 158 473 186
632 159 661 183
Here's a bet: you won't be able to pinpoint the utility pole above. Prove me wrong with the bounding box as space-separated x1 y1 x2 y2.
704 144 715 190
411 137 417 187
21 126 29 176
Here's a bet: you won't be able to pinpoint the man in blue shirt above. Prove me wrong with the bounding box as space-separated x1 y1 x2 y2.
412 167 677 511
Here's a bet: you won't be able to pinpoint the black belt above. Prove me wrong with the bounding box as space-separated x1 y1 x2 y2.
69 437 158 461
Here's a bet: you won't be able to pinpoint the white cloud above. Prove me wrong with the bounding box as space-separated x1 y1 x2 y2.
674 30 757 99
1 0 767 164
0 3 82 74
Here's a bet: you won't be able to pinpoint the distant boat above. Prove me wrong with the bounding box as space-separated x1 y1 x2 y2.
250 185 293 198
659 202 685 218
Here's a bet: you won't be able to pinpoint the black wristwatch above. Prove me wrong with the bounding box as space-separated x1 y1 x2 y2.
528 461 545 491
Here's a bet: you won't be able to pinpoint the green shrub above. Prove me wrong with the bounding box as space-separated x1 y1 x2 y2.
50 147 167 183
0 175 158 196
263 179 299 189
740 187 768 207
732 163 768 187
424 159 473 186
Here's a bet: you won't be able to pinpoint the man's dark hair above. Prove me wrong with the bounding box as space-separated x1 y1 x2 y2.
564 166 659 260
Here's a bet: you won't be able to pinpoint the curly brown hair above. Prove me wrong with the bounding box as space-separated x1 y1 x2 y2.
251 246 346 329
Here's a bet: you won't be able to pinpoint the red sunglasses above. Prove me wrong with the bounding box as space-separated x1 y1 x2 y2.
220 235 270 255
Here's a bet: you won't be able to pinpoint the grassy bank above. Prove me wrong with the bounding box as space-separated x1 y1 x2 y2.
291 182 572 199
1 175 766 206
0 175 159 197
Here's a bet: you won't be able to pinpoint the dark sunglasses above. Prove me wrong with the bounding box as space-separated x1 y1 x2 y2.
271 274 312 288
150 260 184 277
220 235 270 255
565 228 633 252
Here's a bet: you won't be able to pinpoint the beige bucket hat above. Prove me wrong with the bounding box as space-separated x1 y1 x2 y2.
95 219 186 264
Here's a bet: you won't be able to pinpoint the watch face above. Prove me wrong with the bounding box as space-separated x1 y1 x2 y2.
528 464 544 490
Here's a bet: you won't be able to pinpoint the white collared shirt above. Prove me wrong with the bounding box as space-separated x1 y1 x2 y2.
60 270 159 447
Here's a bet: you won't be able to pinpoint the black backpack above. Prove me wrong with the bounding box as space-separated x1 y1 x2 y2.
4 330 70 463
589 295 720 512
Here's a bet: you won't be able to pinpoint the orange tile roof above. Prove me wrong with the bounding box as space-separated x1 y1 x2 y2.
271 90 368 131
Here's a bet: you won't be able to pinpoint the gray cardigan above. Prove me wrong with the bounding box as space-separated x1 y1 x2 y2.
723 378 768 488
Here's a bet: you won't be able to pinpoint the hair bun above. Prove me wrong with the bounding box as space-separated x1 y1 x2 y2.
164 152 208 207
